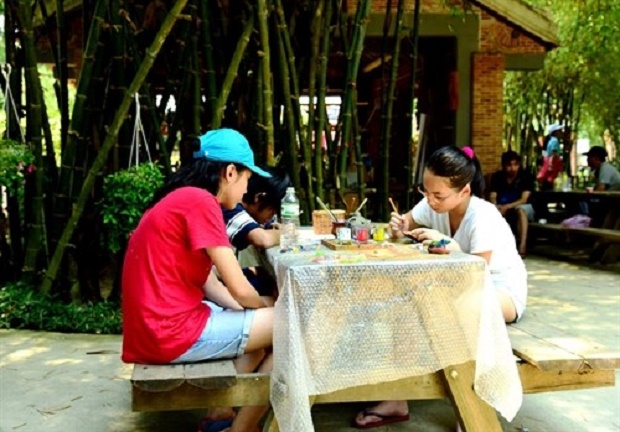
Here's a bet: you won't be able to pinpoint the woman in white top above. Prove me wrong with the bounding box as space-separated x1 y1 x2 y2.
353 145 527 429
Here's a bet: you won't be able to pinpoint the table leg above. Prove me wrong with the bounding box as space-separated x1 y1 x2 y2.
440 361 502 432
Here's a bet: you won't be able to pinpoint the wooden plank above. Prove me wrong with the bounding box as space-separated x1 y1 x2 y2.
440 361 502 432
509 320 620 371
315 374 446 403
132 364 617 412
184 361 238 389
518 363 615 394
132 373 271 412
530 223 620 241
131 364 185 392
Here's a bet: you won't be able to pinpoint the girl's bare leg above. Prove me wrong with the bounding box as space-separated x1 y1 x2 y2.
229 352 273 432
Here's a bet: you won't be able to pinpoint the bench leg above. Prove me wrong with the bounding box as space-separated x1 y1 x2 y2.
262 396 317 432
440 362 502 432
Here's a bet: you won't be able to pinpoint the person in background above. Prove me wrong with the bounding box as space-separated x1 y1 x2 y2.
603 129 617 162
537 123 564 190
585 146 620 191
224 165 290 251
121 128 274 432
214 166 290 303
489 151 536 257
353 146 527 430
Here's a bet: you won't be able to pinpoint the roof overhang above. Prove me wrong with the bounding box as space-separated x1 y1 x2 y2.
473 0 559 48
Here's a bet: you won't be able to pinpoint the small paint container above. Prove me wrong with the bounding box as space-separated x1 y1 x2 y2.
355 227 369 243
336 227 352 241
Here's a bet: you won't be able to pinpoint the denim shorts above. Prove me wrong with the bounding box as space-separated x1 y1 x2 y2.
172 302 255 363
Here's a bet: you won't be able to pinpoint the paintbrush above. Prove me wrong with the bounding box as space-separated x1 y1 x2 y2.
354 197 368 214
315 196 338 221
388 197 399 214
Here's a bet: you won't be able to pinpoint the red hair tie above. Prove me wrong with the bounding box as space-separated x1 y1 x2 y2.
462 146 475 160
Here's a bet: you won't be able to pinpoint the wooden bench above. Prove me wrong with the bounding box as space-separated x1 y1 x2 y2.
529 222 620 263
130 318 620 430
529 222 620 243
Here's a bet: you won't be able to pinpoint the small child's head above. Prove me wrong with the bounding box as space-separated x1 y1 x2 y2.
422 146 485 213
242 166 291 224
150 129 271 209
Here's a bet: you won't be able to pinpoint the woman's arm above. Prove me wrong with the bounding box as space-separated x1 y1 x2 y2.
206 246 267 309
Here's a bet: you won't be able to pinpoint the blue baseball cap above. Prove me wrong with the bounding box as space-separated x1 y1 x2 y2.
193 129 271 178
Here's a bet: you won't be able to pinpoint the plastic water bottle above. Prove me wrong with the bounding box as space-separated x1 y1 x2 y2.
280 187 300 249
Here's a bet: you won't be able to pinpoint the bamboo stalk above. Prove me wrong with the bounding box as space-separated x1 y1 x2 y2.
314 0 333 203
3 1 24 269
380 0 405 220
190 9 201 136
53 0 108 248
199 0 217 124
379 0 393 118
156 3 194 122
124 21 171 173
16 0 47 278
274 13 301 193
110 0 130 170
255 63 265 164
212 12 255 129
304 0 324 210
41 0 190 295
257 0 275 165
273 0 304 161
164 53 192 159
56 0 69 150
405 0 421 210
337 0 371 193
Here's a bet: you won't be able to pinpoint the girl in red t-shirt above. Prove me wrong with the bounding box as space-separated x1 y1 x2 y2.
122 129 274 432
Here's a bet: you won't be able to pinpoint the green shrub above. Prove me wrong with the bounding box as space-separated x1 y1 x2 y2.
100 163 165 254
0 283 122 334
0 139 34 188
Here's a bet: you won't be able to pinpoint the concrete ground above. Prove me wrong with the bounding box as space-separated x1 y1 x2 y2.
1 256 619 432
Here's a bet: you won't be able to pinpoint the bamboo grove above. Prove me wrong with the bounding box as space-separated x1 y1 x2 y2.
1 0 422 300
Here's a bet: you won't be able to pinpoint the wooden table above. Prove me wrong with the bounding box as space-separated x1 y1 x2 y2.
263 244 522 432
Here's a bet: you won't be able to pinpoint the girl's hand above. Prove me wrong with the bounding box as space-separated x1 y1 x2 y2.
410 228 447 243
388 212 407 237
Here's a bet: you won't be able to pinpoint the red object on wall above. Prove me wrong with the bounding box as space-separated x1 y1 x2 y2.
448 71 459 111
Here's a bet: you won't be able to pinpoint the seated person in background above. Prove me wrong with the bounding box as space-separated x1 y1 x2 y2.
585 146 620 191
220 166 290 299
489 151 535 257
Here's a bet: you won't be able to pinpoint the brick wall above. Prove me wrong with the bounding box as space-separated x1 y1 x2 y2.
471 52 505 174
479 10 546 54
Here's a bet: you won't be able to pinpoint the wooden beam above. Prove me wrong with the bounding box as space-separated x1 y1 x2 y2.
440 362 502 432
131 363 616 411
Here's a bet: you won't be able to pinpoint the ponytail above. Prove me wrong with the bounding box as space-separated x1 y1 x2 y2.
425 146 485 198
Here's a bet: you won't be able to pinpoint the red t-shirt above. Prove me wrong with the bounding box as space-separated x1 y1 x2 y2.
121 187 231 364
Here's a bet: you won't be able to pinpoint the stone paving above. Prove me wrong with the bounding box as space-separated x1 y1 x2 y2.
1 257 619 432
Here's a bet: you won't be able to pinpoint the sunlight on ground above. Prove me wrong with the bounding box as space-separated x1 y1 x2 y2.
0 346 50 366
45 358 82 366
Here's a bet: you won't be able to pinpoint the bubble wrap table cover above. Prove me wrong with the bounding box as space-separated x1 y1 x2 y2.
265 248 523 432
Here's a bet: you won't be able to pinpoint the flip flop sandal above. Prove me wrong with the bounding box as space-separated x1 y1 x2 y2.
351 409 410 429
